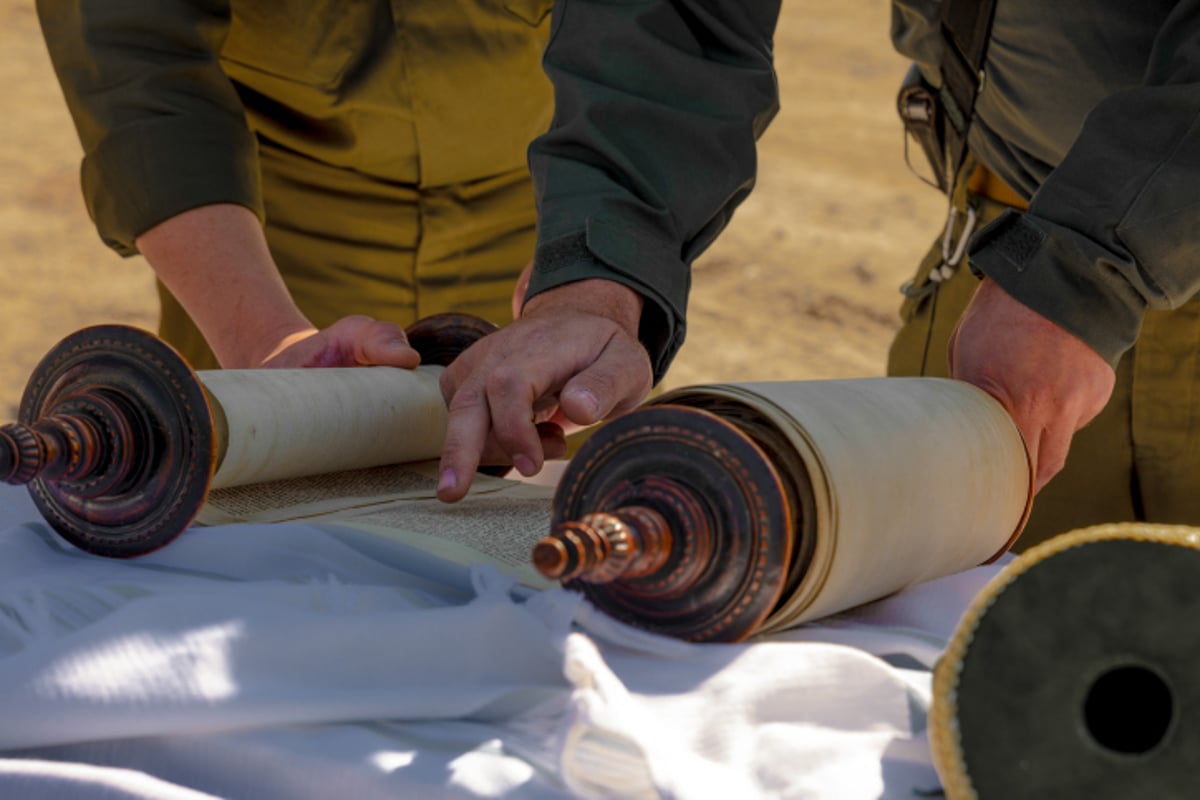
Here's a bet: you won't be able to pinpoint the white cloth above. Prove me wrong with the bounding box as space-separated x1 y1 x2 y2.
0 483 1002 798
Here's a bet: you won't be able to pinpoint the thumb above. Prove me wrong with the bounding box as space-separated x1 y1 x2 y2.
557 343 652 426
352 319 421 368
559 385 604 426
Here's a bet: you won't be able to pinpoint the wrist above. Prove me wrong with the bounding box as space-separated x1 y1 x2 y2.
137 204 313 368
524 278 644 335
214 309 316 369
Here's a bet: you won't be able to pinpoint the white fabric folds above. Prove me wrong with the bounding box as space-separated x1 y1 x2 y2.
0 484 1000 798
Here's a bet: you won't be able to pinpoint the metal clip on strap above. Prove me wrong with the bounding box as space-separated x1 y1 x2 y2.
931 204 977 283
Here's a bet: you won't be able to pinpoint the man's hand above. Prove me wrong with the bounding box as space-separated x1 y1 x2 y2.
436 278 653 502
258 316 420 369
948 277 1116 491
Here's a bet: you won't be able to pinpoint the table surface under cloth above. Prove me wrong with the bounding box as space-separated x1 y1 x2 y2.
0 480 1006 800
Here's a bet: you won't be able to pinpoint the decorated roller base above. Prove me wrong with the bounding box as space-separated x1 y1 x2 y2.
0 326 216 559
534 405 795 643
0 313 496 558
931 523 1200 799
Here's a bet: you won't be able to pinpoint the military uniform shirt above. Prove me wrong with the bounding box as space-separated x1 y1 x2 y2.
39 0 783 383
893 0 1200 368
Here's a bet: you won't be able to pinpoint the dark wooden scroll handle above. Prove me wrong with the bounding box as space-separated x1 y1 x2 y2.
0 325 216 557
536 405 795 643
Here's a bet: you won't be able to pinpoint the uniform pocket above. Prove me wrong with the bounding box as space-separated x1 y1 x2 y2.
221 1 379 90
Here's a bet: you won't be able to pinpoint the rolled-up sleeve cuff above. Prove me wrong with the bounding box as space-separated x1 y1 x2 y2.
969 211 1146 368
82 113 262 256
526 218 688 385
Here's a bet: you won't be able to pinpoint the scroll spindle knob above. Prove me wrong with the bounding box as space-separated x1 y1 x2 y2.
533 506 673 584
0 412 112 486
0 422 45 485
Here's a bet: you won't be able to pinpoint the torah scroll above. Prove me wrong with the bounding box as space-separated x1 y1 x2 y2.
2 320 1034 643
537 377 1033 641
0 314 495 556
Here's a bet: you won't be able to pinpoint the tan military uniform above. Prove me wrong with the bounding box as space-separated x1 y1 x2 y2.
41 0 555 369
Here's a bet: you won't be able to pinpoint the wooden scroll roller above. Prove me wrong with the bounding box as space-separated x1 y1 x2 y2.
536 379 1035 643
0 313 495 558
931 524 1200 798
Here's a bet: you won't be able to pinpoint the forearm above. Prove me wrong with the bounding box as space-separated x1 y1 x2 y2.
135 204 313 368
527 0 782 382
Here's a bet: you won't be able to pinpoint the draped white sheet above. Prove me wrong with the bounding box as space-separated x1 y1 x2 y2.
0 482 1002 799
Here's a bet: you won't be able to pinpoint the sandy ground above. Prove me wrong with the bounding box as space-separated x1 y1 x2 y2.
0 0 944 421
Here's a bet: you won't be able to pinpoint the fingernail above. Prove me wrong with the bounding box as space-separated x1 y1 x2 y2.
565 387 601 421
438 469 458 492
512 454 536 477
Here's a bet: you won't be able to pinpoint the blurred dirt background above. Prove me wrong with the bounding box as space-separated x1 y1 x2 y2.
0 0 944 420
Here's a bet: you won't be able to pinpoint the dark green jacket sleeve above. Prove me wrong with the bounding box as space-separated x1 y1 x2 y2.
525 0 781 383
968 0 1200 367
37 0 260 256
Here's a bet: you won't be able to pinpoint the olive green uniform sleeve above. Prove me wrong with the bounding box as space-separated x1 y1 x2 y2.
36 0 260 256
525 0 782 383
968 0 1200 367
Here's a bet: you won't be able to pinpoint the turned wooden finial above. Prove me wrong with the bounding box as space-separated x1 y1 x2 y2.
0 387 141 491
534 506 674 584
0 422 42 485
1 417 100 486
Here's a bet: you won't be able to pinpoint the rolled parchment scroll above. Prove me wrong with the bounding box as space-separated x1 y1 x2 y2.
0 314 494 557
537 378 1033 642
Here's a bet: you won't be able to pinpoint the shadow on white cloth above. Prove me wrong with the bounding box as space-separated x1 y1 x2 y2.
0 483 1003 799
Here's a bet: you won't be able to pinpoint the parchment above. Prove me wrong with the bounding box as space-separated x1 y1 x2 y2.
197 461 556 590
655 377 1031 632
199 366 449 489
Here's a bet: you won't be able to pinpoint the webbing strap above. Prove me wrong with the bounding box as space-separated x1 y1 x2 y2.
938 0 998 184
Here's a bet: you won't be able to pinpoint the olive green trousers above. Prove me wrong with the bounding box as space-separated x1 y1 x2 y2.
889 178 1200 551
159 143 536 371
